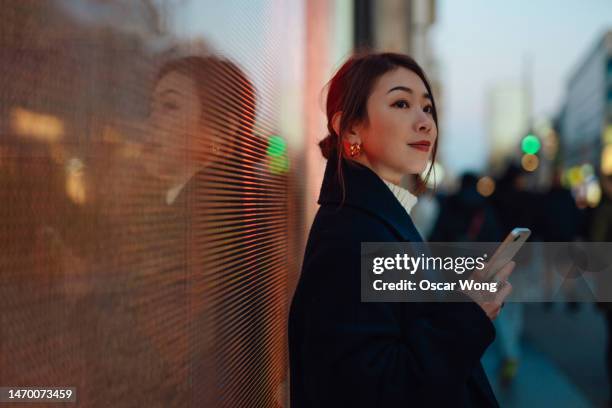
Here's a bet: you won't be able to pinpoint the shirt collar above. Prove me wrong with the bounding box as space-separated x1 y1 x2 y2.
164 166 202 205
166 179 189 205
381 179 418 215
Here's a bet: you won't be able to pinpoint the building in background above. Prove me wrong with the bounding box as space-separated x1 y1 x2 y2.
354 0 436 65
353 0 442 189
303 0 354 236
487 83 531 172
556 30 612 207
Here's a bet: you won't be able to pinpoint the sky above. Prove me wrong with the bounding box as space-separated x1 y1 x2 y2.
432 0 612 175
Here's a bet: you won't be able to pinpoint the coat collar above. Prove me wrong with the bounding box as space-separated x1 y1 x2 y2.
317 154 423 242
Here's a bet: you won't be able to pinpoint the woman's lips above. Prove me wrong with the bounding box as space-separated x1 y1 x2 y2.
407 140 431 152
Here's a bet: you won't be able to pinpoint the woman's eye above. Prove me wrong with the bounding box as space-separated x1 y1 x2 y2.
424 105 433 114
393 100 409 109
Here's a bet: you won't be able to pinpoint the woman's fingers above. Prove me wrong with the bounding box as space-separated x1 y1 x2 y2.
491 260 516 283
480 278 512 319
481 302 502 320
471 260 515 283
470 264 487 281
464 260 515 320
495 279 513 305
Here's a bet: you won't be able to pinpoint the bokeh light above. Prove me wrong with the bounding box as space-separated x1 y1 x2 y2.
521 154 539 172
586 181 602 207
476 176 495 197
567 166 584 186
601 144 612 175
266 135 287 158
268 154 289 174
521 134 541 155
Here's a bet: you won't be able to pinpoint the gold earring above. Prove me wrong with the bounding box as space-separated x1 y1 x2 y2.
349 142 362 158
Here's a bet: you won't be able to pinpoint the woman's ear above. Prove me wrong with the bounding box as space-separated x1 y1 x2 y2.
331 111 342 137
332 111 361 144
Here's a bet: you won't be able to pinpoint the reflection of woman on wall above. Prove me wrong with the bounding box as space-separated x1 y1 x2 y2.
289 53 515 407
137 55 272 406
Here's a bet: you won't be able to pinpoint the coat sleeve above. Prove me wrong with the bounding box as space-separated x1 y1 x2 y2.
298 232 495 407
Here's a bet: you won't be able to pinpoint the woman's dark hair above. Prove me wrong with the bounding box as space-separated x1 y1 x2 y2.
319 52 439 195
156 55 257 162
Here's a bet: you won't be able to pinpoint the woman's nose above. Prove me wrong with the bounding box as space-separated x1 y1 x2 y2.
415 112 432 134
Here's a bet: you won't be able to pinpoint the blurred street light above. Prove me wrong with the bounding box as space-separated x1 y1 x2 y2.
601 144 612 175
267 135 287 158
521 154 539 172
603 125 612 145
566 166 584 187
521 134 541 155
476 176 495 197
11 107 64 142
586 180 602 207
65 157 87 205
267 135 289 174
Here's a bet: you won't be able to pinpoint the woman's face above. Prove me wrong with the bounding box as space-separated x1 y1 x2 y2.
351 67 437 185
144 71 210 182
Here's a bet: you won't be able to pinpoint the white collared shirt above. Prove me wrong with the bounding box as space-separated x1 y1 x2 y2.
382 179 418 215
165 166 202 205
166 179 189 205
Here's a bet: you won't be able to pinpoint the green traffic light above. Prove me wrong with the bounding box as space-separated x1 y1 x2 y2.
521 134 541 155
267 135 286 157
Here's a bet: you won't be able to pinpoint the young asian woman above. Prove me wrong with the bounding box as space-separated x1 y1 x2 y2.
289 52 515 407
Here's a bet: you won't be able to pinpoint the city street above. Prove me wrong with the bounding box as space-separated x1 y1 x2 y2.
484 302 608 407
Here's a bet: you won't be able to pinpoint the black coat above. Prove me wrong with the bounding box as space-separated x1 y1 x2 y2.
289 155 499 407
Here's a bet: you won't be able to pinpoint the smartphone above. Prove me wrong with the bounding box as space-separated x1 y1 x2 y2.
483 228 531 281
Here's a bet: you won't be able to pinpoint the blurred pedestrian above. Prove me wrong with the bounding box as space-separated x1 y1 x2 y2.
429 172 503 242
489 164 539 386
540 168 584 308
591 174 612 406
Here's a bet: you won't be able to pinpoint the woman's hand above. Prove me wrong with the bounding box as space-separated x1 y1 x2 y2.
463 261 515 321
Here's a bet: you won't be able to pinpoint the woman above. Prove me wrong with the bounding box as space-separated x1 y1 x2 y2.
289 52 514 407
